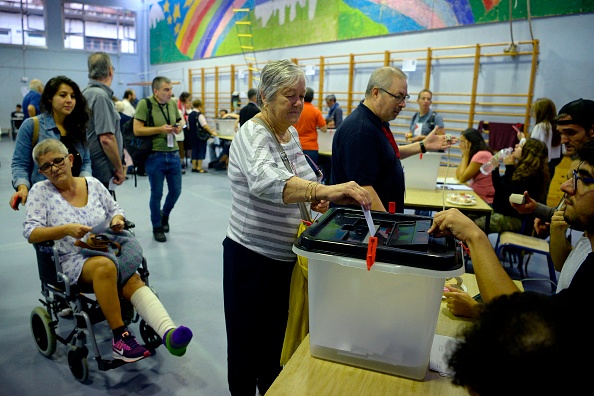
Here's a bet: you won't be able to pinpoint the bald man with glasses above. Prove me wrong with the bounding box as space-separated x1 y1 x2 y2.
330 66 454 212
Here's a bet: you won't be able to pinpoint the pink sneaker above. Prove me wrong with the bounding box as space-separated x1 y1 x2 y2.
112 331 151 362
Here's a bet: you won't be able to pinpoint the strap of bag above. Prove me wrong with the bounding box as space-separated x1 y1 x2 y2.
251 117 312 222
144 98 154 127
429 111 437 130
32 116 39 147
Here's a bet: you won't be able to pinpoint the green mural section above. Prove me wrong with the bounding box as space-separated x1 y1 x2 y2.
151 19 190 63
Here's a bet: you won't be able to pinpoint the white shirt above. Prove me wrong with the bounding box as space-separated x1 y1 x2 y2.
121 99 136 117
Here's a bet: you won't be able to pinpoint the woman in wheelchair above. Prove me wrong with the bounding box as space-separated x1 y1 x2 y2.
23 139 193 363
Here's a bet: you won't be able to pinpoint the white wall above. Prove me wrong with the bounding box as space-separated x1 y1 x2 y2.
0 0 147 133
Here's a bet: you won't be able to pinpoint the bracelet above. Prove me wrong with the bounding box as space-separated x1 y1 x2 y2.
313 183 319 202
305 181 315 202
419 140 427 153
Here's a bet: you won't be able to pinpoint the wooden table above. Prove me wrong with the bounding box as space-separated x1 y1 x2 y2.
218 134 234 141
404 188 492 234
267 274 498 395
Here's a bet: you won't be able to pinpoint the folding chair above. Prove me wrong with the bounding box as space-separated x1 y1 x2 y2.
495 232 557 293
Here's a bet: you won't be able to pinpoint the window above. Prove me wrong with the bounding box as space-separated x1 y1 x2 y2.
63 2 136 54
0 0 46 46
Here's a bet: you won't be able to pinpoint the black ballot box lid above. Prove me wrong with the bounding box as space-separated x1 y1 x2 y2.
295 207 462 271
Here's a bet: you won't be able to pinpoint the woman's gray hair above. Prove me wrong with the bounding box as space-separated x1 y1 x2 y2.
365 66 407 96
257 60 306 107
32 139 68 165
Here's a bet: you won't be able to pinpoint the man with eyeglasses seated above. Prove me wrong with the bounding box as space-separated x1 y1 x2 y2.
508 99 594 287
330 66 454 212
436 139 594 322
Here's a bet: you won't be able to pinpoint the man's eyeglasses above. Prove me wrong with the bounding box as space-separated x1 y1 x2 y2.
572 169 594 191
378 88 410 104
39 156 68 173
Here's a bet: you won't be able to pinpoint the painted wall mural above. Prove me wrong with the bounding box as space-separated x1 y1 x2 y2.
149 0 593 64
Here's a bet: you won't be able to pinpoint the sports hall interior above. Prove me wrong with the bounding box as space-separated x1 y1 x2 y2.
0 2 592 395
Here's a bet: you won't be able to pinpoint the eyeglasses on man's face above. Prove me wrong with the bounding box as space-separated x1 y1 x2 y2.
572 169 594 192
378 88 410 104
39 155 68 173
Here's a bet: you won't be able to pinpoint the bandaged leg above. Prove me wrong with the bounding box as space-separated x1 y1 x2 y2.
130 286 193 356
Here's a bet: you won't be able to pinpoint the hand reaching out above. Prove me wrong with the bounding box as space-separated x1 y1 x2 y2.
510 191 537 214
65 224 93 239
443 286 481 319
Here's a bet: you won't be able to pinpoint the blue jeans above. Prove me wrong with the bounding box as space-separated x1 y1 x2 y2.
145 151 183 228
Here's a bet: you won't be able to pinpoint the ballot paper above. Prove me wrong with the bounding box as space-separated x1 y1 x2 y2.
429 334 460 377
362 206 376 237
91 218 111 234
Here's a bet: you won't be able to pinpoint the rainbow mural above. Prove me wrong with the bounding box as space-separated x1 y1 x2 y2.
149 0 590 64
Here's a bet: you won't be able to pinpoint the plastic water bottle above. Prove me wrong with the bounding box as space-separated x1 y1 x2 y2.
480 147 513 175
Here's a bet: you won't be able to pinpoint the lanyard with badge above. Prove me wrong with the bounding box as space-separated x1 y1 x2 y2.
156 98 175 147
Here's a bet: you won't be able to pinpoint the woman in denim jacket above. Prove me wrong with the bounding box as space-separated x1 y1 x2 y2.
10 75 92 210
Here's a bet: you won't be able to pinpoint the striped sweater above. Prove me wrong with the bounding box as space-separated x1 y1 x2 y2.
226 119 316 261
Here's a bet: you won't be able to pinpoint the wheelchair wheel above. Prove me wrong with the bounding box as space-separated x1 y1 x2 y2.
30 307 57 357
139 319 162 350
68 346 89 383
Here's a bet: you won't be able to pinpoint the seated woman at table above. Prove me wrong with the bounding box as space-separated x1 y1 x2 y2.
23 139 193 363
455 128 495 205
474 138 549 234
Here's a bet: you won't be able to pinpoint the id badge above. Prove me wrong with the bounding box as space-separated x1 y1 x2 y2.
167 133 174 147
414 122 424 136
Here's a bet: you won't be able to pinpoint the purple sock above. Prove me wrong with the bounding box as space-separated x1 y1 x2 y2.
164 326 193 356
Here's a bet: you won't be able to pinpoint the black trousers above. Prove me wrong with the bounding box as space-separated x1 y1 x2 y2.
223 237 294 396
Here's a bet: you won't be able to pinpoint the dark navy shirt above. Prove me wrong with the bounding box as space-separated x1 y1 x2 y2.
330 101 404 212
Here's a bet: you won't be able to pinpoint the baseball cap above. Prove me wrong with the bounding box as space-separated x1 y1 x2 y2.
556 98 594 128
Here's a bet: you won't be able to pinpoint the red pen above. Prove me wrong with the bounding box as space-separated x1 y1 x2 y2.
366 236 378 271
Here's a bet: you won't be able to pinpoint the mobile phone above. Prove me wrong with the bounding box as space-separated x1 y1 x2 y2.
174 123 180 127
11 195 22 210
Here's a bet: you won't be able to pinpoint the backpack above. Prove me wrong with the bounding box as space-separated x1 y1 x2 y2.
428 111 437 130
195 111 211 141
412 111 437 132
122 98 153 167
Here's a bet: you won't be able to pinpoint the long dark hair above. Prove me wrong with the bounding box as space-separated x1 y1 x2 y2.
513 138 549 202
461 128 491 163
40 75 90 144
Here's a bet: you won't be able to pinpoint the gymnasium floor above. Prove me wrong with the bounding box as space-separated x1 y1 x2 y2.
0 136 557 395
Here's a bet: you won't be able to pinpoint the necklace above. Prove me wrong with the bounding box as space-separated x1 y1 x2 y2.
259 114 290 143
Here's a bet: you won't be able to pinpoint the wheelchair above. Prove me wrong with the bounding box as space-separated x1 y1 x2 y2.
30 225 162 383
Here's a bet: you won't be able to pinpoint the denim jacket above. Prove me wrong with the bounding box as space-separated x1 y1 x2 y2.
11 112 92 190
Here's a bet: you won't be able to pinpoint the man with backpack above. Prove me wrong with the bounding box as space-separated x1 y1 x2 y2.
408 89 445 215
133 76 182 242
408 89 445 142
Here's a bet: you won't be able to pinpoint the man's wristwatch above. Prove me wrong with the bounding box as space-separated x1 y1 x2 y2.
419 140 427 153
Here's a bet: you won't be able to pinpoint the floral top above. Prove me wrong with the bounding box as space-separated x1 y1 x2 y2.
23 177 124 284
